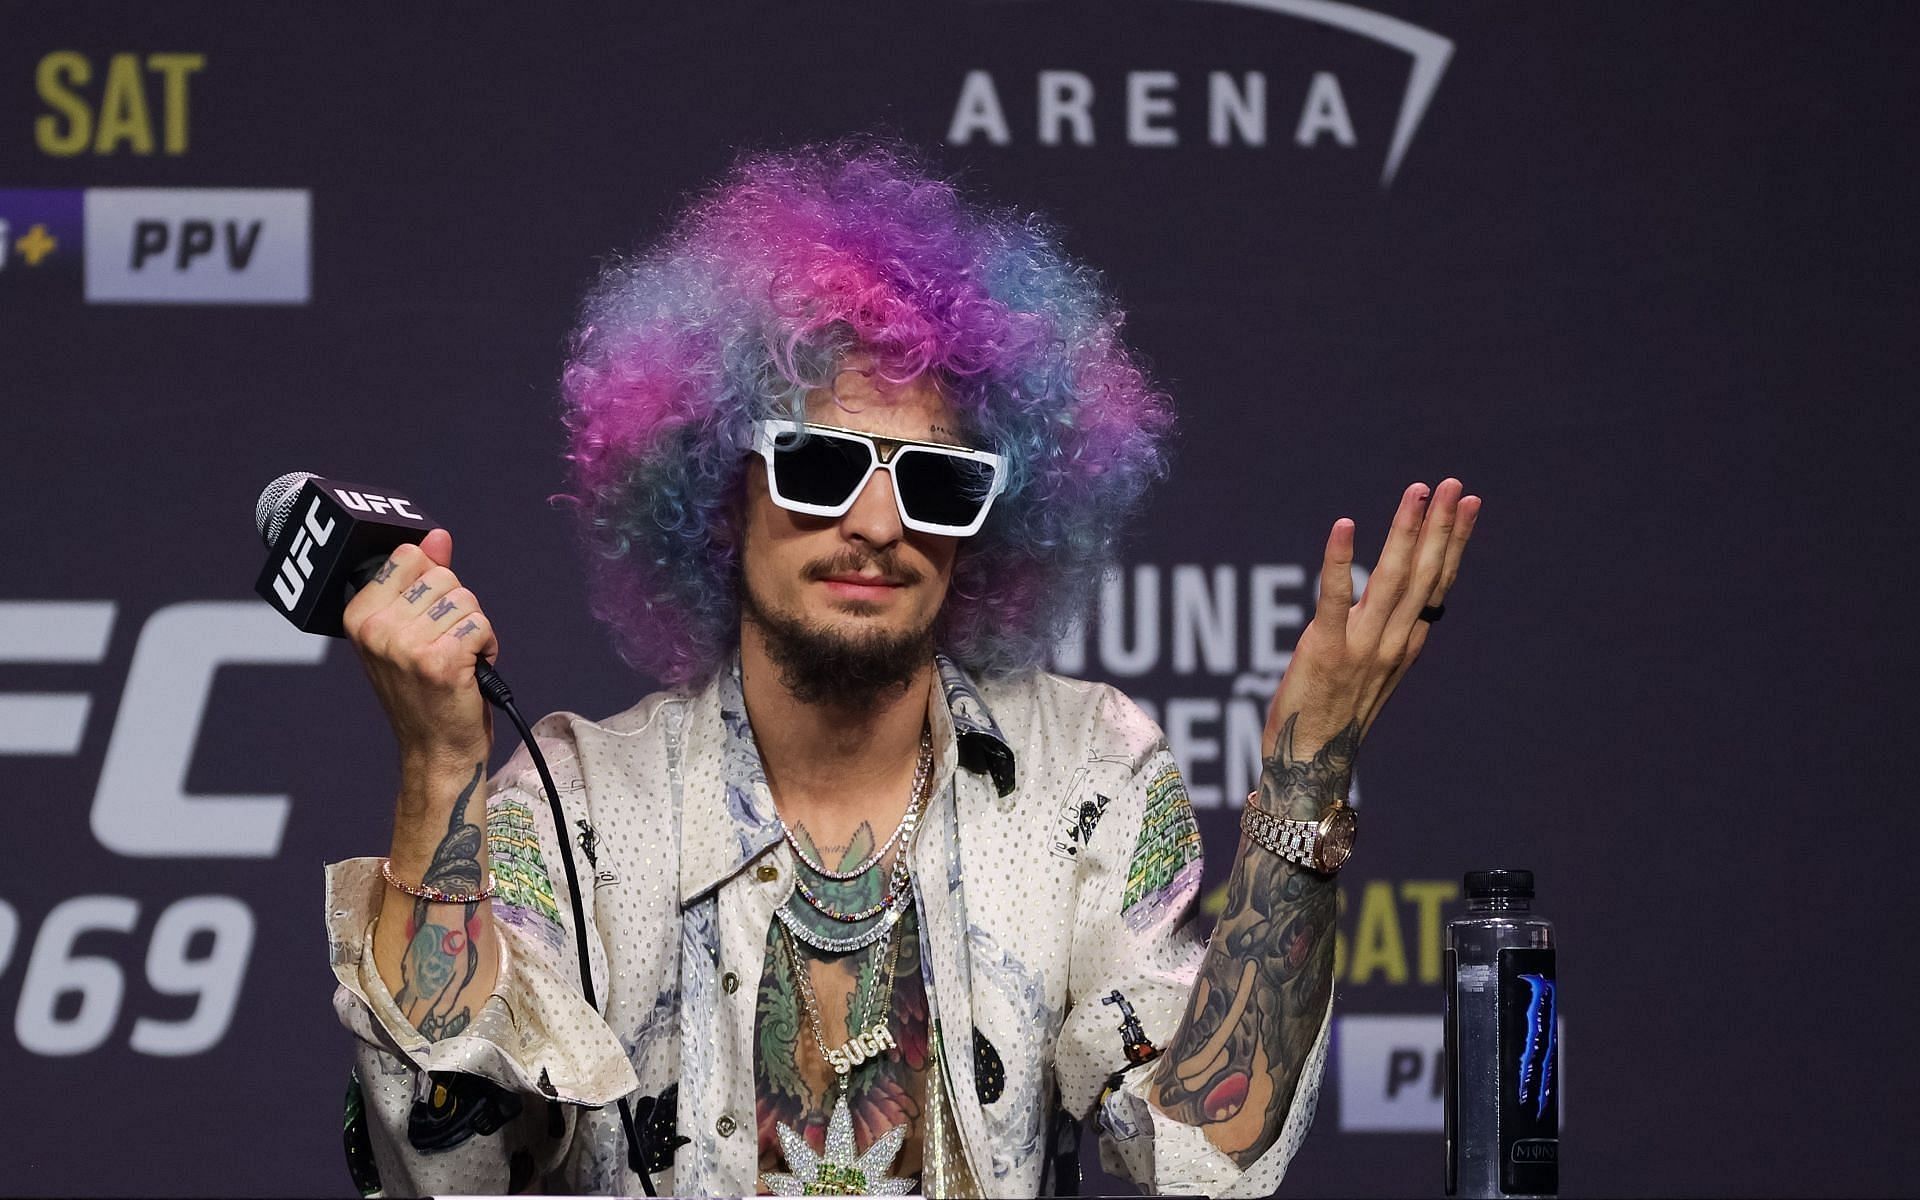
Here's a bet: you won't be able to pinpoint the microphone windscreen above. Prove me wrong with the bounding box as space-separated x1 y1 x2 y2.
256 470 319 545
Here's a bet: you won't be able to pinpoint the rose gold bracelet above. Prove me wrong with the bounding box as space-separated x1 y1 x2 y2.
380 857 496 903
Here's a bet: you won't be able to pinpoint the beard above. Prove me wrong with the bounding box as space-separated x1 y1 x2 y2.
740 553 938 711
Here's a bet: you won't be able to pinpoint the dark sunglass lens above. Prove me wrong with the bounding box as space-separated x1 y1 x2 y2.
894 451 996 528
772 432 871 507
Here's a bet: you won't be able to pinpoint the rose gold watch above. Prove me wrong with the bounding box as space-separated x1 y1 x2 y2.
1241 792 1357 874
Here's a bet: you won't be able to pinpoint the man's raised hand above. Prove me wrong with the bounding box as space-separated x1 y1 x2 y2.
1262 479 1482 762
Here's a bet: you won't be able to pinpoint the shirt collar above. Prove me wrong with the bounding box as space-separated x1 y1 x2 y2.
678 653 1018 903
933 654 1017 798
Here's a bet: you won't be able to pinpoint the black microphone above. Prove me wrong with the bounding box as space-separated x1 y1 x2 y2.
252 471 437 636
251 471 516 705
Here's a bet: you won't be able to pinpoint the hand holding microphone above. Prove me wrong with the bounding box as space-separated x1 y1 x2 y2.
250 470 559 903
340 528 500 798
250 472 502 806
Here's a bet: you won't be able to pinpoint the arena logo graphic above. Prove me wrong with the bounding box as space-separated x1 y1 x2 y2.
1049 560 1370 809
946 0 1453 186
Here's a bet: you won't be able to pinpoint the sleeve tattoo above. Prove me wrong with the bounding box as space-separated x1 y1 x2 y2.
393 762 488 1040
1149 713 1351 1164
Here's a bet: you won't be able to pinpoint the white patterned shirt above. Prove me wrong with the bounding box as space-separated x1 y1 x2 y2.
325 657 1329 1196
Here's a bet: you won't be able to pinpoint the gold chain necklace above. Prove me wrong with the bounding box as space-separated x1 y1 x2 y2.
783 911 904 1082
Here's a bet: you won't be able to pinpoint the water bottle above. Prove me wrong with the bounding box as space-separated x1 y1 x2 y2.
1445 869 1557 1197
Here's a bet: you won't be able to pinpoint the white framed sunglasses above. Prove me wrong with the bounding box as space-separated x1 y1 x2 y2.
750 418 1008 537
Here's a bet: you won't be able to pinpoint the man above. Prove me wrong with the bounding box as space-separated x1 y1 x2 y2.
326 141 1479 1197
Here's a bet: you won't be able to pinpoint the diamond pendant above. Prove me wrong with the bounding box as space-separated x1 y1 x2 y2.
761 1094 915 1196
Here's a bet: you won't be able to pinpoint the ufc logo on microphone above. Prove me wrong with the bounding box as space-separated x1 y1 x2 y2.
331 488 420 519
269 496 336 610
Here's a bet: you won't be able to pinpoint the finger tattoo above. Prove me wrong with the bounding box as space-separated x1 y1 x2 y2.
428 597 457 621
403 581 431 603
452 619 479 640
372 559 398 584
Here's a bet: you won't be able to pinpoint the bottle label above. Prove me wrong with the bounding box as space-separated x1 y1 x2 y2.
1443 946 1458 1196
1498 946 1558 1194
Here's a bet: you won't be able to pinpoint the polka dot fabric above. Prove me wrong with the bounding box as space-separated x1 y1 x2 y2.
323 657 1327 1196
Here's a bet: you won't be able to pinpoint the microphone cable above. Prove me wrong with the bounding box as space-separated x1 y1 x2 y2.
473 657 658 1197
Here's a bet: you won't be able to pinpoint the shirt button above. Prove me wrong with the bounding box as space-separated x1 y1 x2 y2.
716 1114 737 1138
722 971 740 994
755 864 779 882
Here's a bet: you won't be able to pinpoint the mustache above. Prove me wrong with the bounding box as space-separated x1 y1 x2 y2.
802 550 922 587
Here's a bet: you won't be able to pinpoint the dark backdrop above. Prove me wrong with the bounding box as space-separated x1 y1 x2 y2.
2 3 1914 1196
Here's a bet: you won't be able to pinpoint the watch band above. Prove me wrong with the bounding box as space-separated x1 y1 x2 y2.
1241 801 1322 869
1241 790 1355 874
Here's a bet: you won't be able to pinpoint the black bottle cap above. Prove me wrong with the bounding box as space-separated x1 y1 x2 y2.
1464 869 1534 898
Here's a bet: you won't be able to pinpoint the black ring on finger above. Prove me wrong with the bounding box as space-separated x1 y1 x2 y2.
1417 603 1446 623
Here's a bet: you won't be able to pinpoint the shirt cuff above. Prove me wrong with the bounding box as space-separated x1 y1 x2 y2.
1098 1000 1332 1198
325 856 638 1107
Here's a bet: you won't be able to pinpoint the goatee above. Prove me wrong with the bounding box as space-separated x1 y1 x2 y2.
741 585 937 710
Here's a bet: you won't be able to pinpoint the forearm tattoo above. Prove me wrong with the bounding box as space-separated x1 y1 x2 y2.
394 762 487 1040
1150 714 1350 1165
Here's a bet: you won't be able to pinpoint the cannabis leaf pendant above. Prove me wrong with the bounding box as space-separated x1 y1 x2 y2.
760 1095 915 1196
